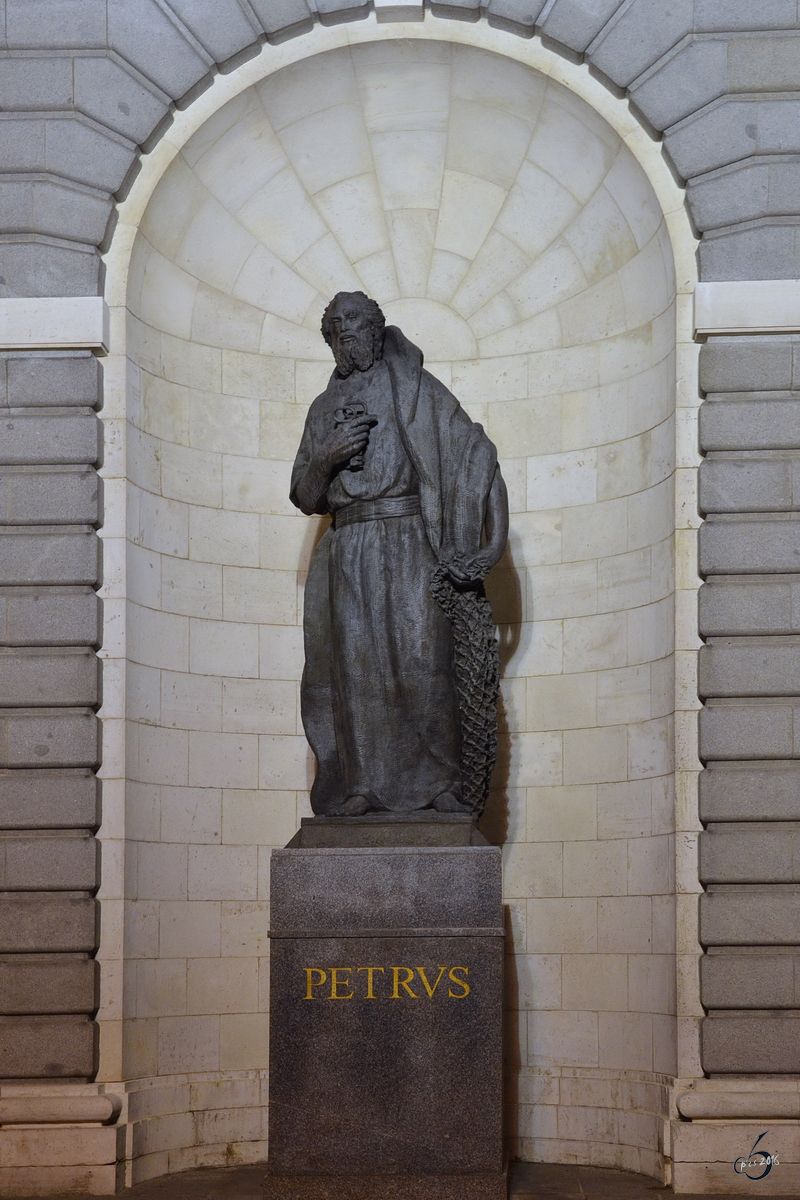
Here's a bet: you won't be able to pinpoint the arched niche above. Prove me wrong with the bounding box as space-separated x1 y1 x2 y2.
101 29 696 1183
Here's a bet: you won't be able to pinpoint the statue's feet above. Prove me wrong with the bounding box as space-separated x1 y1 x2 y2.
333 794 372 817
433 792 471 814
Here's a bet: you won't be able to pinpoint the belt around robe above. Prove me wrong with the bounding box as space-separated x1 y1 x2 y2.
332 495 421 529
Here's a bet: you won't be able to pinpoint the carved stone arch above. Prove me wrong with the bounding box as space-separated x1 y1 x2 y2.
2 0 798 294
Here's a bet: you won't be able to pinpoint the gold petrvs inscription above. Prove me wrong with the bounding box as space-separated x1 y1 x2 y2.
303 966 470 1000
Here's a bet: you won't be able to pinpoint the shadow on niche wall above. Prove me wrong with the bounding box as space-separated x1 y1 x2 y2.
483 544 523 1132
481 545 522 847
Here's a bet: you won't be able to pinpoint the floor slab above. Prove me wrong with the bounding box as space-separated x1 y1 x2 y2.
7 1161 800 1199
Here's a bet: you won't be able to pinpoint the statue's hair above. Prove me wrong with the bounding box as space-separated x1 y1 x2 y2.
320 291 386 347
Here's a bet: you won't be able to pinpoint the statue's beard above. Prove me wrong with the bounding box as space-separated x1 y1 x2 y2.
333 331 376 376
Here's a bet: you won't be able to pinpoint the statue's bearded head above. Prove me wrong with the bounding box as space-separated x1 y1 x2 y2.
321 291 386 377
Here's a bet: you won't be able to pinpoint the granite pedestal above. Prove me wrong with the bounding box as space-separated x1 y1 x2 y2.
265 816 506 1199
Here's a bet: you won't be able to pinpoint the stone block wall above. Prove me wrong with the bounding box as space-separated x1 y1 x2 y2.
698 336 800 1072
0 353 102 1078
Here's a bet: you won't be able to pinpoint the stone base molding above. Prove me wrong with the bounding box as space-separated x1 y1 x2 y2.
669 1082 800 1193
0 1085 124 1197
678 1089 800 1120
0 1092 121 1125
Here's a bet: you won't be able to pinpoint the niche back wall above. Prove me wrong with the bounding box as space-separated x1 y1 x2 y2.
122 39 678 1176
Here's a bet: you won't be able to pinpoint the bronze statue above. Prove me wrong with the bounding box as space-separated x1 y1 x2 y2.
291 292 508 818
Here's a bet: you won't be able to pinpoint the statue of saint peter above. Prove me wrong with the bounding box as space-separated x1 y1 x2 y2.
291 291 508 818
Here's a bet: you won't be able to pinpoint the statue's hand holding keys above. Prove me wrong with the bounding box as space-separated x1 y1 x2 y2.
331 403 378 471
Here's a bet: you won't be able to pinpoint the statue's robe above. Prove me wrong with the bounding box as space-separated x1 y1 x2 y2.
290 326 498 814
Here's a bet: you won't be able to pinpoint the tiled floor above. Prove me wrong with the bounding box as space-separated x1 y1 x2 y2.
12 1162 791 1199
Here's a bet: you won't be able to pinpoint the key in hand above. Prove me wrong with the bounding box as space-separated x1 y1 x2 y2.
334 403 371 470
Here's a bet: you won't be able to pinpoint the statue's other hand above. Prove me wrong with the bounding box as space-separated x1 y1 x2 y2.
445 550 495 584
323 415 378 468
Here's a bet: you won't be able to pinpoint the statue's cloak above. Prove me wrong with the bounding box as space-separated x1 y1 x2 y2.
292 326 500 815
381 326 497 570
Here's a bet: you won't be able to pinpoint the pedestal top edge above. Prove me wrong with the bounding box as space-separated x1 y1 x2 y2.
268 926 506 938
301 814 475 824
271 845 501 857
